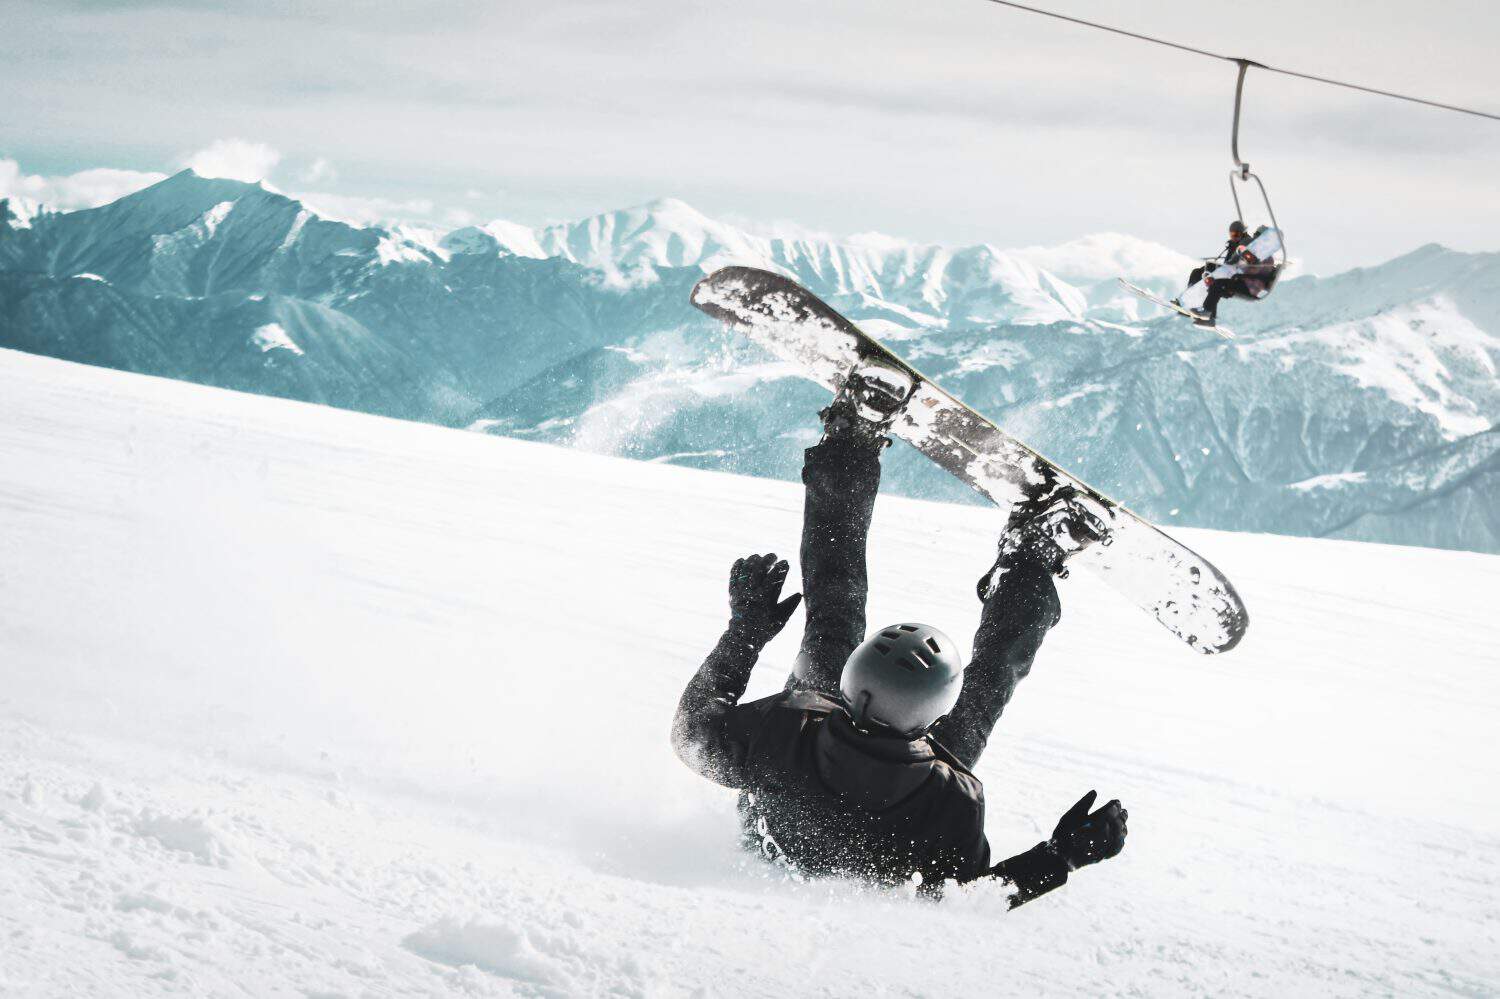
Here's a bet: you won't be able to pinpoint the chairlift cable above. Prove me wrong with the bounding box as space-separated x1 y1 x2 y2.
980 0 1500 122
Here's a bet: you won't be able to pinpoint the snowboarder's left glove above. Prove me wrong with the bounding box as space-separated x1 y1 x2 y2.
727 553 803 647
1047 790 1127 870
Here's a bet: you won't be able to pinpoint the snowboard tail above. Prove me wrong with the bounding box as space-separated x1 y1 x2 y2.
693 266 1248 654
1117 279 1235 339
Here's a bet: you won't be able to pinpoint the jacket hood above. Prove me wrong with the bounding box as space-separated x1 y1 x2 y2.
813 710 942 810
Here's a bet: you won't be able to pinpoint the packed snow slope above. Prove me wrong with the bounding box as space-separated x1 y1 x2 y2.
1 350 1497 998
4 173 1500 554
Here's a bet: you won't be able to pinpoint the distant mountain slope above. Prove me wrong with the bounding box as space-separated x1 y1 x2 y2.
1 171 1496 553
0 172 689 422
511 196 1186 326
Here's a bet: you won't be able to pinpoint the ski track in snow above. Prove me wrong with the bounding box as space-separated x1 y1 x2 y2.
0 348 1497 997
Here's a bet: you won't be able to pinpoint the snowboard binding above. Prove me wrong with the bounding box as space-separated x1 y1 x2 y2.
819 362 915 450
979 487 1115 595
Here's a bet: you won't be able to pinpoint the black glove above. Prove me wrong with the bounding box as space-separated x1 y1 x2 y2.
727 553 803 646
1048 790 1127 870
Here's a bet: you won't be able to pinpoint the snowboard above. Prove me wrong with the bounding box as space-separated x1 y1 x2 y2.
1117 279 1235 339
692 266 1249 654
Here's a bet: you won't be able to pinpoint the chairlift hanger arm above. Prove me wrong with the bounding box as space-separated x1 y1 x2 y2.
1229 58 1267 178
1224 60 1287 263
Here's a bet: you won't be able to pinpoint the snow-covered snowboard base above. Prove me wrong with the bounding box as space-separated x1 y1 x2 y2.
693 267 1248 654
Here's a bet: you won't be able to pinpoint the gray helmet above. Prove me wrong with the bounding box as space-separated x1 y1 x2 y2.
840 623 963 736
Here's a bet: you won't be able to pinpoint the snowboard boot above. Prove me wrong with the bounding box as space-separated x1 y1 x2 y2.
977 486 1114 597
818 362 915 451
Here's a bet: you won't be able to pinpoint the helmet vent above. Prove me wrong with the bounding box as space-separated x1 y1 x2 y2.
898 657 920 672
911 649 931 670
881 630 901 640
925 637 941 653
874 642 892 654
898 625 919 633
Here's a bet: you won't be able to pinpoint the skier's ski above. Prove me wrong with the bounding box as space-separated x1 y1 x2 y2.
1117 279 1235 339
693 266 1248 654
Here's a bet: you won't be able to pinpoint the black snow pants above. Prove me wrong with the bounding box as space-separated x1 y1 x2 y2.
1201 275 1249 318
785 439 1059 771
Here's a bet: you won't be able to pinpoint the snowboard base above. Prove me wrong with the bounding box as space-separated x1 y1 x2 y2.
694 266 1249 655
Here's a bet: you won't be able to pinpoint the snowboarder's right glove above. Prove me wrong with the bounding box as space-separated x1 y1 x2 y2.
1047 790 1128 870
727 553 803 647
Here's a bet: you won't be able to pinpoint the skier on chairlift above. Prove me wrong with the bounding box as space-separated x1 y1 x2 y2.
1175 219 1264 326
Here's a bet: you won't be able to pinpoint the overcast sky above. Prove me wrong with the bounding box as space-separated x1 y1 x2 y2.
3 0 1497 272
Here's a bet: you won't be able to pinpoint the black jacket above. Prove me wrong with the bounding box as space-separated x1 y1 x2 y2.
673 631 1068 901
1217 232 1259 265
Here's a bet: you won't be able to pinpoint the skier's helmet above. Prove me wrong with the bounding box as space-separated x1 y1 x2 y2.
1228 220 1248 236
840 623 963 736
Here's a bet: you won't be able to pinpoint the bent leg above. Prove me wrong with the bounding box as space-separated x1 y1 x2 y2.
786 440 883 695
929 562 1060 771
1201 281 1225 318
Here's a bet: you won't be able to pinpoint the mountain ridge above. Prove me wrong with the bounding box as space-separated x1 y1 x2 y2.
1 170 1496 553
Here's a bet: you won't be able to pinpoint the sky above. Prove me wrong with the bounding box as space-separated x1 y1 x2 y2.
2 0 1498 273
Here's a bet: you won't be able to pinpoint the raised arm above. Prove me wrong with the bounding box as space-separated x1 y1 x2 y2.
930 557 1061 772
671 554 802 788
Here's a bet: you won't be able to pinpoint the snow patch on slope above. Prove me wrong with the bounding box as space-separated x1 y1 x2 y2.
149 199 236 261
277 208 311 252
200 200 234 238
538 197 775 286
1289 470 1369 491
251 323 304 355
1245 298 1498 438
375 232 437 267
442 219 547 259
1 195 40 229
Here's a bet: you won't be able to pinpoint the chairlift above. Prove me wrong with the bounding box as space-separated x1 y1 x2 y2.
1223 59 1287 299
1118 61 1289 336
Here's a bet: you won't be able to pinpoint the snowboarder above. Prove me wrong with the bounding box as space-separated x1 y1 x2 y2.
672 372 1128 906
1177 220 1271 326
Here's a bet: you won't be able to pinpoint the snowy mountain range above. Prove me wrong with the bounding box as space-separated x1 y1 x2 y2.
2 169 1497 553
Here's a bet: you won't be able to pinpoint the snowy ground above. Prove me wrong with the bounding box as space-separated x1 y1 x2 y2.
1 348 1497 998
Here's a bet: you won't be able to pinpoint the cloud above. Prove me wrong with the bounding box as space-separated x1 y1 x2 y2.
0 150 476 233
720 211 837 244
0 159 167 210
181 138 281 182
294 190 442 227
299 157 336 184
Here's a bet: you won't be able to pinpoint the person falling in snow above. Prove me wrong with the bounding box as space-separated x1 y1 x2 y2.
672 370 1128 904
